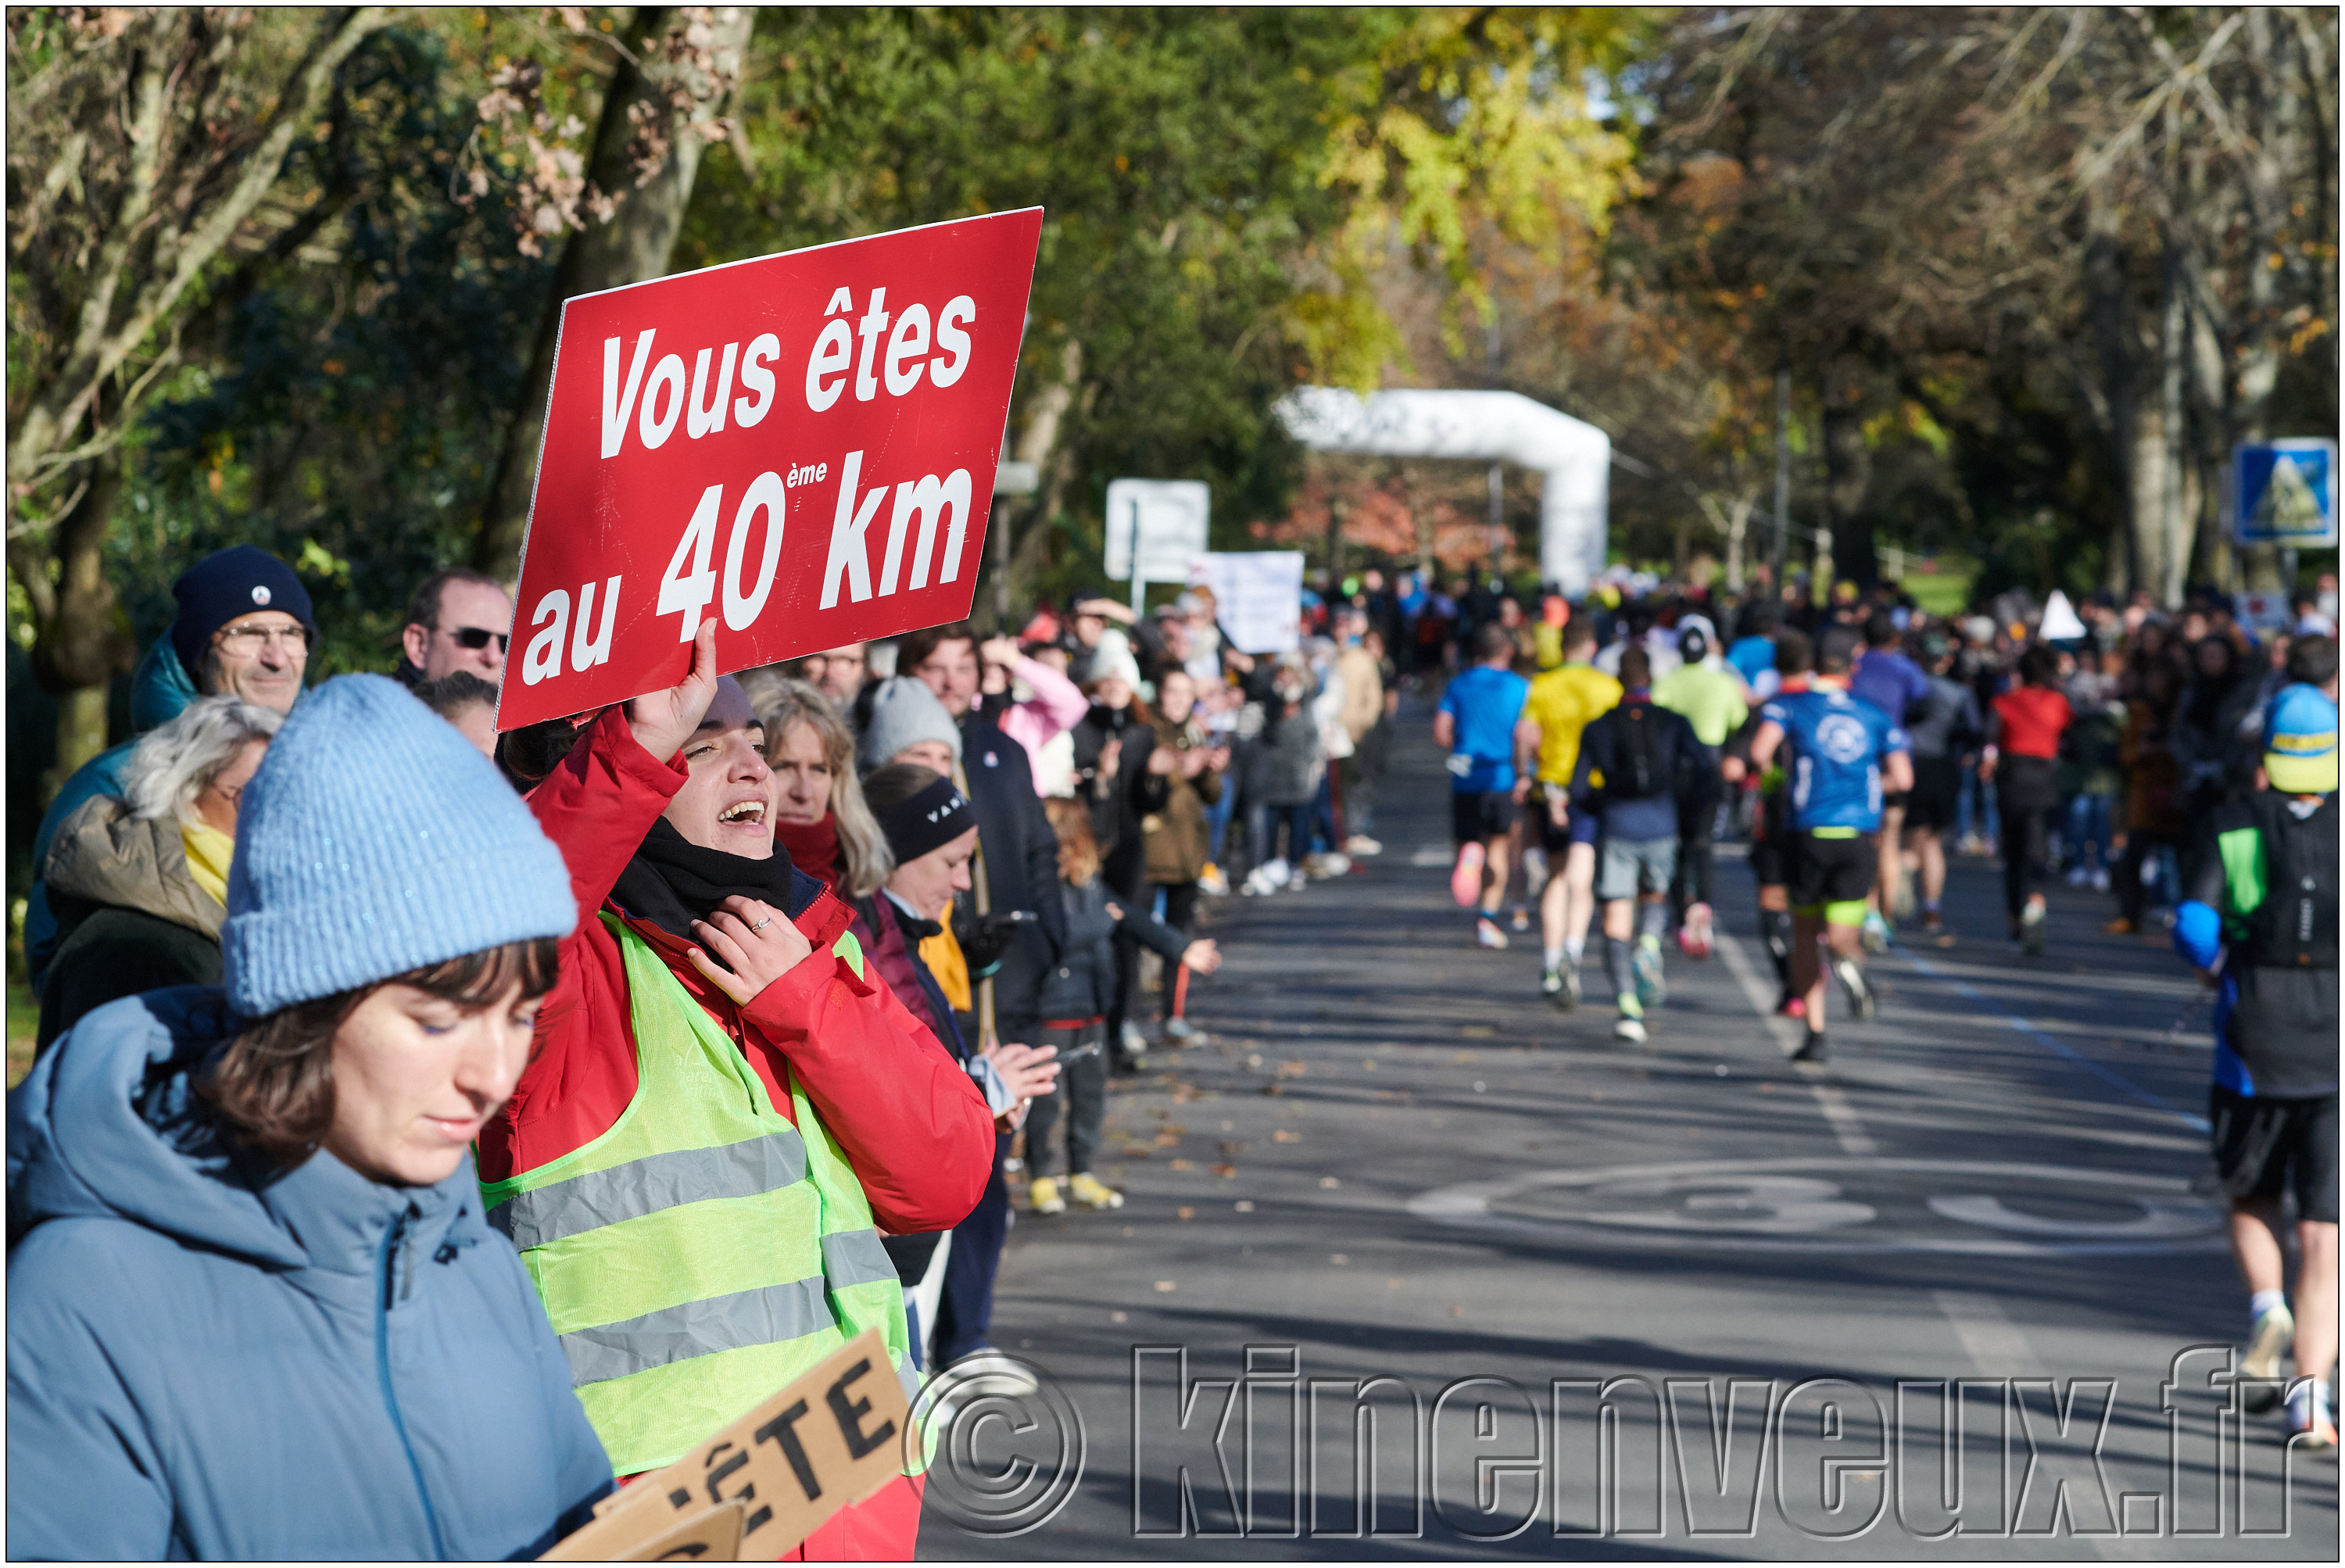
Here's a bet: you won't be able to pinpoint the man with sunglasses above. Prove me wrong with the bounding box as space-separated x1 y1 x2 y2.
399 567 513 686
26 545 318 993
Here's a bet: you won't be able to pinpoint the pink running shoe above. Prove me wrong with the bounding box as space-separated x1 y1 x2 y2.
1450 841 1486 907
1677 904 1714 961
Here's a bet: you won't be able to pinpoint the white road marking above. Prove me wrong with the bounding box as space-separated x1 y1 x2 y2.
1713 926 1878 1157
1933 1289 2048 1377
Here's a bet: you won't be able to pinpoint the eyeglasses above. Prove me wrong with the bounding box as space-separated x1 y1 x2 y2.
213 623 312 654
451 627 510 653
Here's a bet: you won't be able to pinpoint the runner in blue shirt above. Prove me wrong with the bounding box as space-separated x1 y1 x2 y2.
1848 612 1934 947
1436 624 1531 949
1749 628 1913 1061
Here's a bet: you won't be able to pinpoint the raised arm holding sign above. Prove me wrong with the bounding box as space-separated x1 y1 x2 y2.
499 209 1044 732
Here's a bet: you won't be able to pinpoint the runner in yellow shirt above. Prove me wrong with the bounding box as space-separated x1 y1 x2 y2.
1513 620 1622 1007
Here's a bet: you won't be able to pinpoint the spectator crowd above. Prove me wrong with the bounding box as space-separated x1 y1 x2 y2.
8 537 2339 1557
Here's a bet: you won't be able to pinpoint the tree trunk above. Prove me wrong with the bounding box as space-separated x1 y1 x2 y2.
29 453 134 798
2130 402 2167 603
474 5 757 576
2157 249 2193 609
1821 365 1872 596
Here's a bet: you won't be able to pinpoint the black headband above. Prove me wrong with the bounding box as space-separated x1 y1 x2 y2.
875 777 973 863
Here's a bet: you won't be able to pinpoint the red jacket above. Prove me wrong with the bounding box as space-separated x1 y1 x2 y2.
479 709 994 1238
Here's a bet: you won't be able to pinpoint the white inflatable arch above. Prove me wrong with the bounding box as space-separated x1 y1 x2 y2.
1273 387 1612 596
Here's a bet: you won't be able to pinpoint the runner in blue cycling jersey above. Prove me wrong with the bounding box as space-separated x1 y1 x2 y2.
1749 628 1914 1062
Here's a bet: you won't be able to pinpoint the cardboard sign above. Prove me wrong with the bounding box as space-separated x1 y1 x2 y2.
542 1330 911 1562
1187 550 1305 654
499 211 1044 731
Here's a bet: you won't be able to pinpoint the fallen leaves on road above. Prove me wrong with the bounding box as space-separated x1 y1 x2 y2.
1155 1280 1177 1293
1276 1060 1308 1079
1169 1158 1195 1171
1233 1200 1255 1212
1330 1254 1348 1265
1273 1129 1301 1143
1212 1163 1237 1178
1176 1208 1194 1221
1155 1132 1181 1147
1218 1140 1244 1155
1319 1176 1341 1189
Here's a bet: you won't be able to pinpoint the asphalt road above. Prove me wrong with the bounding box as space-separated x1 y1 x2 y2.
916 693 2339 1560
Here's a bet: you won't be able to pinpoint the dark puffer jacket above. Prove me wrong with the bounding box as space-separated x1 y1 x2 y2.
1035 876 1193 1022
38 794 224 1051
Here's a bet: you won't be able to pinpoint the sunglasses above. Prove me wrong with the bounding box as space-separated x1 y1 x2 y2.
450 626 510 653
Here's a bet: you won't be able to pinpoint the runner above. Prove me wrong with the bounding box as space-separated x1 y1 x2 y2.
1749 628 1913 1062
1566 647 1702 1044
2172 682 2339 1445
1740 628 1813 1014
1849 614 1932 950
1652 615 1748 959
1979 643 2072 954
1514 620 1620 1005
1436 625 1531 949
1900 633 1985 943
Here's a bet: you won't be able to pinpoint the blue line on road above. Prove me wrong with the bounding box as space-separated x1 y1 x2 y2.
1891 942 2211 1133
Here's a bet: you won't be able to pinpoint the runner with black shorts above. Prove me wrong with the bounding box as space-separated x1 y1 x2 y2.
1436 624 1531 950
1900 635 1982 942
2174 682 2340 1446
1749 628 1913 1062
1514 621 1620 1006
1743 629 1813 1013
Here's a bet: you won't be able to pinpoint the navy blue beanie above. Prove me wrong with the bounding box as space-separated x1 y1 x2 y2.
170 546 317 678
222 675 577 1016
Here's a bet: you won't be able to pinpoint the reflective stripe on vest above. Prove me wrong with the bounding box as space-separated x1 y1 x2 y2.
482 913 919 1477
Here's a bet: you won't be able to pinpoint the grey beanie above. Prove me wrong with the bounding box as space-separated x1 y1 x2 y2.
857 675 963 772
221 675 578 1017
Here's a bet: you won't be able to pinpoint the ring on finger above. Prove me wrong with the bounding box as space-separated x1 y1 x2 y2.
750 915 773 932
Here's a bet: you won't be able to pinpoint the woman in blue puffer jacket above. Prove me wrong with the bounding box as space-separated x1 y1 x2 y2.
7 675 611 1559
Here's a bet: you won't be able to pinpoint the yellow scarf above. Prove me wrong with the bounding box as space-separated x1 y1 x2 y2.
181 822 234 908
919 922 972 1013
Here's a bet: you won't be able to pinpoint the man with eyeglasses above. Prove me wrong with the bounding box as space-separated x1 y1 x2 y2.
399 567 513 686
26 545 319 993
793 643 869 709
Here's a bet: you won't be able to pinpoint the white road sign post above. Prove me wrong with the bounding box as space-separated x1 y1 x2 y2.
1104 478 1210 615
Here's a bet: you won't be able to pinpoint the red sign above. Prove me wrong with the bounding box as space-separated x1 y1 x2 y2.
497 209 1044 730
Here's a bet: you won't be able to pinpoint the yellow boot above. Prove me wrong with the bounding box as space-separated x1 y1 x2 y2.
1068 1172 1124 1211
1028 1176 1065 1215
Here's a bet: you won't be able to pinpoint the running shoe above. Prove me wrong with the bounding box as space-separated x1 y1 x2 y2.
1121 1022 1151 1058
2021 899 2046 956
1198 862 1230 897
1632 937 1667 1007
1861 909 1892 954
1833 956 1876 1022
1163 1017 1203 1044
1476 918 1509 950
1792 1030 1828 1063
1613 1015 1649 1044
1775 993 1806 1020
2243 1300 2297 1412
1068 1172 1125 1210
1450 842 1486 906
2064 865 2092 888
1510 905 1531 933
1028 1176 1066 1215
2286 1380 2337 1448
2091 867 2110 893
1540 966 1565 1004
1557 964 1583 1011
1677 904 1714 961
1343 835 1384 857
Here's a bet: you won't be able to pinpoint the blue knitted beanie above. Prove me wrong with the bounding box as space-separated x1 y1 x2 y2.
222 675 578 1017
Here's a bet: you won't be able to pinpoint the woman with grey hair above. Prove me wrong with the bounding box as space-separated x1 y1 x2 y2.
37 693 281 1050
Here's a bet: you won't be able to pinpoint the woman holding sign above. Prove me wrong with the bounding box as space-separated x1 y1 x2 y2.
482 623 997 1559
8 676 612 1559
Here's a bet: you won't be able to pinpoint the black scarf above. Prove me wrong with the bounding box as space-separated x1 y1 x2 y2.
609 818 823 939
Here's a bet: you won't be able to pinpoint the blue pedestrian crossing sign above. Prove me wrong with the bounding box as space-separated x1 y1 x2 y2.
2233 439 2338 547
